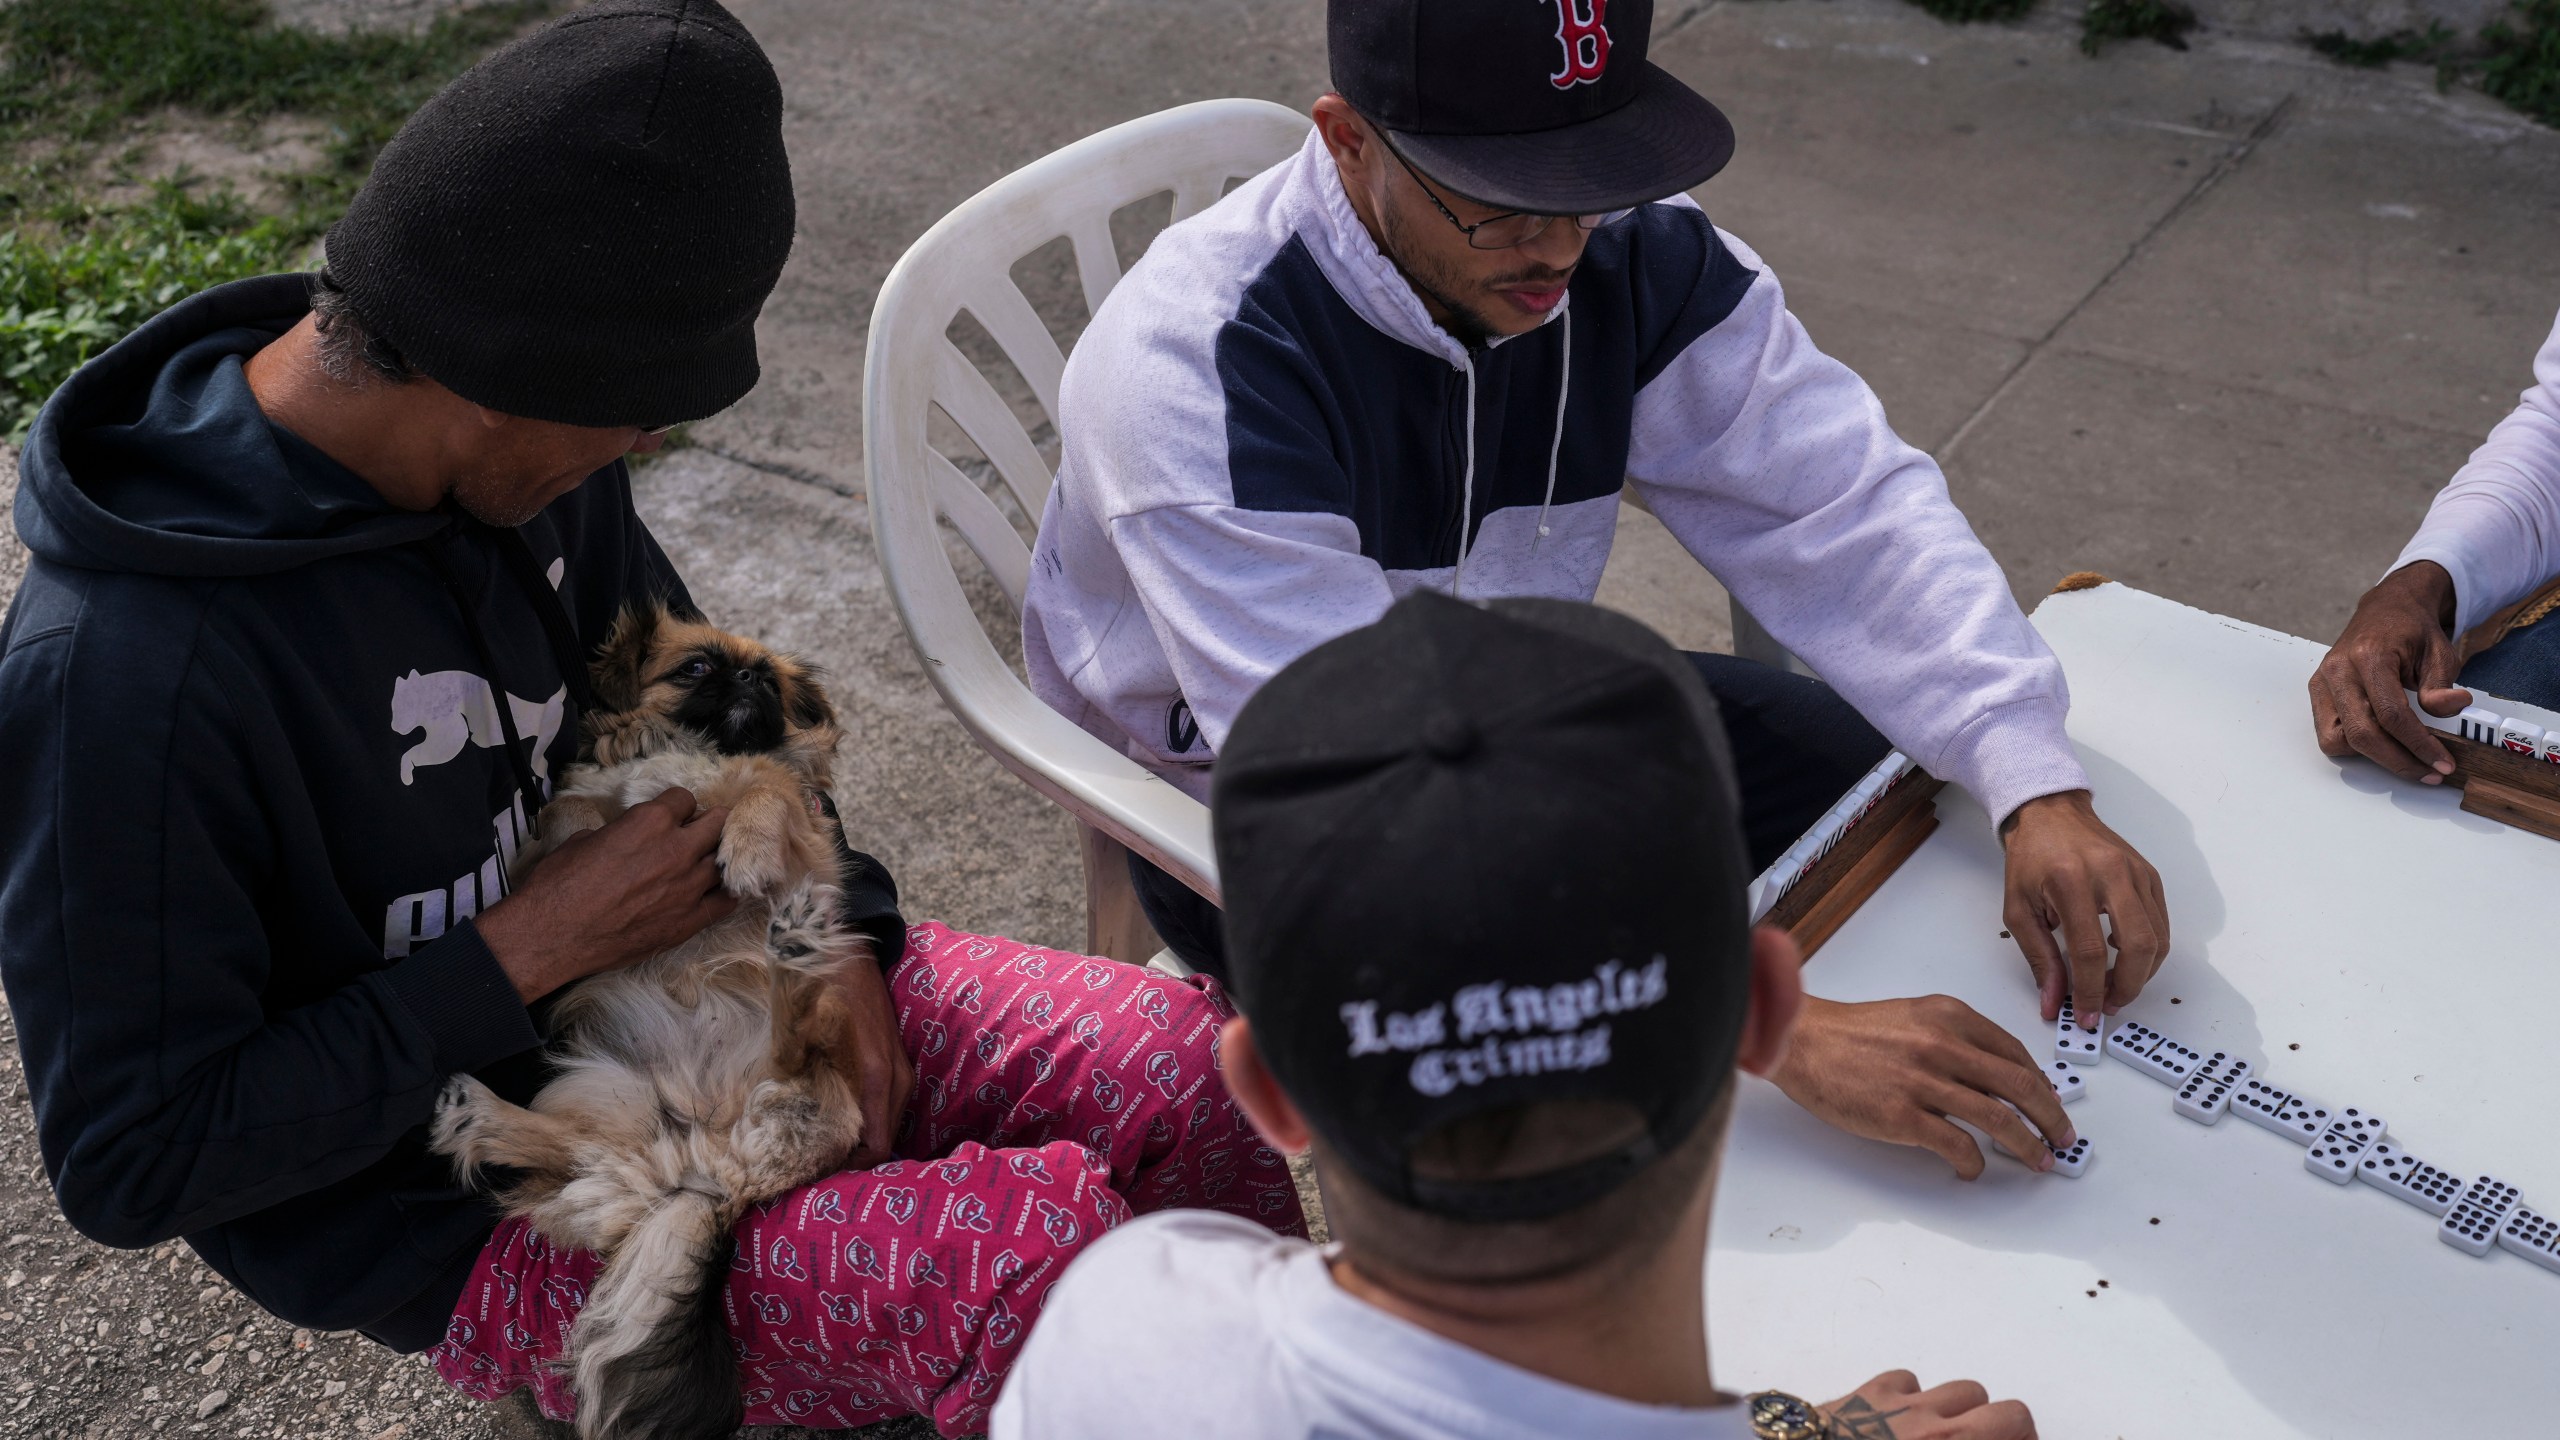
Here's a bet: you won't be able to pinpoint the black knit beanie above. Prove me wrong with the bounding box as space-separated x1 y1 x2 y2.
323 0 794 427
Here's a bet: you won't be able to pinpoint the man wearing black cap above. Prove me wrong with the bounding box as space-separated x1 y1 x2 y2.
0 0 920 1376
993 594 2037 1439
1023 0 2165 1175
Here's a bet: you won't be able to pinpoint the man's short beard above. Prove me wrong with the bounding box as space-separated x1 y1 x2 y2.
1378 203 1503 350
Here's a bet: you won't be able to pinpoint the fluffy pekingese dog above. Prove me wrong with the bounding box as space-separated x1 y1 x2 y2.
430 606 869 1440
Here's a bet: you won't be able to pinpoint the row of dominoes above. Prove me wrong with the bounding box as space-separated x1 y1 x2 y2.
1746 751 1918 921
2409 687 2560 763
2048 1006 2557 1272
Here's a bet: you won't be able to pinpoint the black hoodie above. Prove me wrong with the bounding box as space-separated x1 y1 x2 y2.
1 274 715 1349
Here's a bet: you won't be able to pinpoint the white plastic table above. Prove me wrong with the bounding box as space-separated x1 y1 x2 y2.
1707 582 2560 1440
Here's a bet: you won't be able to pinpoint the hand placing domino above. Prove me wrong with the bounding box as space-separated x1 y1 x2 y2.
2054 1000 2102 1063
2044 1135 2091 1177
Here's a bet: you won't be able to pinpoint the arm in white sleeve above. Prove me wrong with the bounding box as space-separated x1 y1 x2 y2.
2389 307 2560 638
1111 502 1394 755
1626 230 2089 825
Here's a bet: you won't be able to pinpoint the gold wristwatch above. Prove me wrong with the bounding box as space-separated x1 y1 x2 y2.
1744 1390 1834 1440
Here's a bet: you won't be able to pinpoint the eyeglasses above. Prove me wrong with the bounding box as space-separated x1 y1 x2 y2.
1386 144 1635 251
637 423 678 436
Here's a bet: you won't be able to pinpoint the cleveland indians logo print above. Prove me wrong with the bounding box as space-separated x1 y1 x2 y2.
1546 0 1611 89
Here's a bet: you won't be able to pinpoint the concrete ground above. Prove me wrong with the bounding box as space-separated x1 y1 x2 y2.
3 0 2559 1435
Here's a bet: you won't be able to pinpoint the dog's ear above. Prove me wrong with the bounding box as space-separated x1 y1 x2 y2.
780 660 836 732
591 606 667 714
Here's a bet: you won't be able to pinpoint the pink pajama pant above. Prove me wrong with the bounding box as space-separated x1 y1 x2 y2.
429 921 1306 1434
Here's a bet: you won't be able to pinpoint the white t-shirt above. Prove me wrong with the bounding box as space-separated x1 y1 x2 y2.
989 1210 1757 1440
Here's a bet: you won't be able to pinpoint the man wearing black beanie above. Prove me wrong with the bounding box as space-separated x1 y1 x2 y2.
995 594 2038 1439
0 0 918 1408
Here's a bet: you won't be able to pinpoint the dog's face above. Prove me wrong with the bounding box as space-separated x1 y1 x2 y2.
590 607 836 757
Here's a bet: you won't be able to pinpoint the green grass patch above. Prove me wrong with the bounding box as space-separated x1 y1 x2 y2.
0 180 300 436
2081 0 2198 55
1903 0 2036 25
2481 0 2560 124
0 0 559 438
2302 21 2458 67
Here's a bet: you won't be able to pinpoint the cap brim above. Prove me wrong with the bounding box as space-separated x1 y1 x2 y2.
1383 63 1735 215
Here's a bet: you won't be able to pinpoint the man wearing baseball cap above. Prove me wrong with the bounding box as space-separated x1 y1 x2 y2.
992 594 2037 1439
1022 0 2163 1176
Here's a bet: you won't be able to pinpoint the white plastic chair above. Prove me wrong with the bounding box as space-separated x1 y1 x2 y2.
864 99 1313 968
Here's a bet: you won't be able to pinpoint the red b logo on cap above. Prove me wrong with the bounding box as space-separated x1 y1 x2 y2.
1546 0 1612 89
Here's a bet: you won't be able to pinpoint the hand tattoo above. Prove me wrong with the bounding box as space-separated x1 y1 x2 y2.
1826 1396 1912 1439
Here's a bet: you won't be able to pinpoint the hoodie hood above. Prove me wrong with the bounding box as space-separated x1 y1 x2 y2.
12 273 447 577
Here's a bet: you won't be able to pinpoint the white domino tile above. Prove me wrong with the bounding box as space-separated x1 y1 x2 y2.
2273 1091 2336 1144
2323 1107 2388 1148
2497 1207 2560 1275
2133 1034 2205 1087
2231 1079 2330 1142
2457 706 2502 744
2053 1001 2103 1063
2305 1124 2376 1184
2355 1144 2466 1216
2173 1058 2247 1125
2439 1175 2523 1257
2044 1060 2086 1106
2045 1135 2091 1178
2500 718 2545 756
2103 1021 2164 1068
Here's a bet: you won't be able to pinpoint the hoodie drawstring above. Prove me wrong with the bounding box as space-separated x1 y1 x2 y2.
417 519 597 826
1533 305 1572 551
1452 355 1480 599
1454 305 1575 595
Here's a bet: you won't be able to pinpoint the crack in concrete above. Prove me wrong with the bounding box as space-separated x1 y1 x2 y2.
1939 93 2299 463
688 442 861 499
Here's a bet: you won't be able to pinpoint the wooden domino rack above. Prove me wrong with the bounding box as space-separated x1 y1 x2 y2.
1750 752 1946 959
2426 704 2560 841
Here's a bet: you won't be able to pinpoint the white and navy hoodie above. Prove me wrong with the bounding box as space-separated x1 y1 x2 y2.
1023 128 2089 825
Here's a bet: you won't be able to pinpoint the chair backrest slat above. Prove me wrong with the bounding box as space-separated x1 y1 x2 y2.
925 448 1034 605
957 281 1068 432
930 336 1055 523
1067 213 1124 319
864 99 1314 900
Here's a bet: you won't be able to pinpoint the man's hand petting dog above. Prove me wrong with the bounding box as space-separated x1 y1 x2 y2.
480 787 737 1003
1767 995 2074 1179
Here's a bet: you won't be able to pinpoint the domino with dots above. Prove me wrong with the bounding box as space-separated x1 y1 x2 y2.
2323 1107 2387 1148
2232 1079 2333 1143
2354 1143 2465 1215
2132 1033 2206 1087
2054 1000 2102 1063
2044 1060 2086 1106
2173 1053 2250 1124
2440 1175 2523 1257
2305 1119 2380 1184
2498 1207 2560 1275
2103 1020 2163 1068
2044 1135 2091 1178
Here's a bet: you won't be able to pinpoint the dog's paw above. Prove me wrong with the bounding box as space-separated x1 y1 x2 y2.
764 883 836 965
428 1074 499 1164
717 826 792 900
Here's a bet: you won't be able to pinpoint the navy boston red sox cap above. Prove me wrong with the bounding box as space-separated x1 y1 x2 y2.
1211 594 1757 1222
1329 0 1736 215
